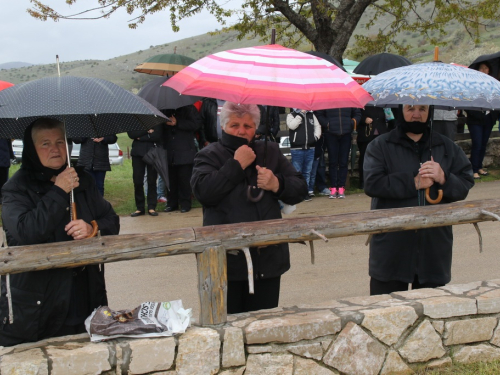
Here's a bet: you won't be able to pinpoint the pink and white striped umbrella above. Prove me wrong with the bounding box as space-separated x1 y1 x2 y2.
163 44 372 110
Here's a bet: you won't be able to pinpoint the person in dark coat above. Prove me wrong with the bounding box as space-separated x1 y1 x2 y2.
364 105 474 295
162 104 202 213
73 135 118 196
315 107 362 199
0 139 14 202
128 123 163 216
0 118 120 346
358 106 388 189
191 101 307 314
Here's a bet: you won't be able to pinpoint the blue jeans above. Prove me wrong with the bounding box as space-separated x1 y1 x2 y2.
157 175 166 197
324 132 352 188
291 148 315 189
468 118 494 173
89 170 106 196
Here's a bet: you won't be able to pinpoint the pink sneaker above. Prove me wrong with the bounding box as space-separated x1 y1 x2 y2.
338 187 345 199
157 196 167 203
329 187 337 199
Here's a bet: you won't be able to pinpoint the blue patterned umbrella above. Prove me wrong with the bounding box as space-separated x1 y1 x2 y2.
0 76 167 139
362 62 500 110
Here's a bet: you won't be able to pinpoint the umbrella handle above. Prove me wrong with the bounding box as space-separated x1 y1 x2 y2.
425 187 443 204
72 202 78 220
247 185 264 202
87 220 99 238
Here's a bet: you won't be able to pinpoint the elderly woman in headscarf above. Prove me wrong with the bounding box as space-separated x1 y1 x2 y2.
191 101 307 314
0 118 120 347
363 104 473 296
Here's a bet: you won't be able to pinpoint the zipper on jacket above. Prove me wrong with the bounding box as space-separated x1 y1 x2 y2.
304 112 309 149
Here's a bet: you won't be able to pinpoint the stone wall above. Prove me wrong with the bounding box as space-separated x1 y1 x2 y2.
3 279 500 374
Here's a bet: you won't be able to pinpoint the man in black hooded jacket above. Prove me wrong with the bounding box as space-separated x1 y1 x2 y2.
364 104 474 295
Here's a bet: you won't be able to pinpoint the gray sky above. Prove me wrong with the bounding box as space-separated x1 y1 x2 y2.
1 0 236 65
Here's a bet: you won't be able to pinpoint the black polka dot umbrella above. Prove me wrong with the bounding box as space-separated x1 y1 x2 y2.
0 76 167 139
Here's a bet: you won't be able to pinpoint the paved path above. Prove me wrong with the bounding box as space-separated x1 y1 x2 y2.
107 180 500 319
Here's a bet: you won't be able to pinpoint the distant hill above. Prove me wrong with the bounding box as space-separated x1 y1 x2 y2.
1 14 500 91
0 62 33 70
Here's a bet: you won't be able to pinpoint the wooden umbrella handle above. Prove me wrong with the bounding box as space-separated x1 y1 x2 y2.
425 187 443 204
71 202 78 220
87 220 99 239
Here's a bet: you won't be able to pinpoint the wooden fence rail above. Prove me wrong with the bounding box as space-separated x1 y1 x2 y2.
2 198 500 325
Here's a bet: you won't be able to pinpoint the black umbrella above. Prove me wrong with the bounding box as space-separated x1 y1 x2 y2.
0 76 167 139
142 145 170 191
469 51 500 79
137 76 202 110
353 53 412 76
305 51 347 72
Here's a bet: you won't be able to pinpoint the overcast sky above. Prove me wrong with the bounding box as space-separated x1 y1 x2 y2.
1 0 237 65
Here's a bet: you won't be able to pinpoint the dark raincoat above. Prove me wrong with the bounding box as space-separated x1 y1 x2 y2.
0 124 120 346
191 132 307 281
363 124 474 285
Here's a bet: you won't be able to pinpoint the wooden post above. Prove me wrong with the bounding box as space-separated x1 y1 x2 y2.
196 246 227 325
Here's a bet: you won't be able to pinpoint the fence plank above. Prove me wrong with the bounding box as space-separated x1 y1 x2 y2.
0 199 499 275
196 246 227 325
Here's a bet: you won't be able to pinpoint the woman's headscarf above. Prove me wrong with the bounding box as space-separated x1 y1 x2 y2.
21 118 68 181
395 104 434 135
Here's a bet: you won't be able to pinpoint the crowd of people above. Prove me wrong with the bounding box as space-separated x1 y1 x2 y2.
0 81 491 346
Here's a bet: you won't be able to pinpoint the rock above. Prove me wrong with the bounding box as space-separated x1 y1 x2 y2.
245 353 293 375
419 296 476 318
323 322 386 375
287 342 323 360
443 317 497 345
476 289 500 314
393 288 449 300
453 344 500 364
176 327 220 375
380 350 413 375
0 348 48 375
128 337 175 374
295 357 338 374
245 310 341 344
222 327 246 367
398 320 445 363
47 343 111 375
361 305 418 345
440 281 482 295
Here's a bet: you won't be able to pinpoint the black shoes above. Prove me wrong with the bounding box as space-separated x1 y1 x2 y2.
181 208 191 213
164 206 178 213
148 210 158 216
131 211 145 217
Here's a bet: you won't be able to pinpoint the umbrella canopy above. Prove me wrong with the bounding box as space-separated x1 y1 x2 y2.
0 81 14 91
353 53 412 76
362 62 500 110
163 44 372 110
137 76 202 110
134 53 196 76
469 51 500 79
305 51 346 72
0 76 167 139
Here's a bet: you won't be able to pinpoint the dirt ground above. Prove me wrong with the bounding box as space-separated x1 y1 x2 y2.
107 181 500 320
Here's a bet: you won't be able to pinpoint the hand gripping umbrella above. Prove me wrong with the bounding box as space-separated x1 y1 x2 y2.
164 42 373 201
0 75 167 222
363 59 500 203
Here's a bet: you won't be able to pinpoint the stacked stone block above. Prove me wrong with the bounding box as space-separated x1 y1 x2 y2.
2 279 500 374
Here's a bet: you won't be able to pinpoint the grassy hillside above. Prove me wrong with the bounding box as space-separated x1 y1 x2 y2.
2 10 500 91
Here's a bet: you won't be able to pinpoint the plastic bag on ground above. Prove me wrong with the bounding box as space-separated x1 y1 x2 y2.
85 300 191 342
